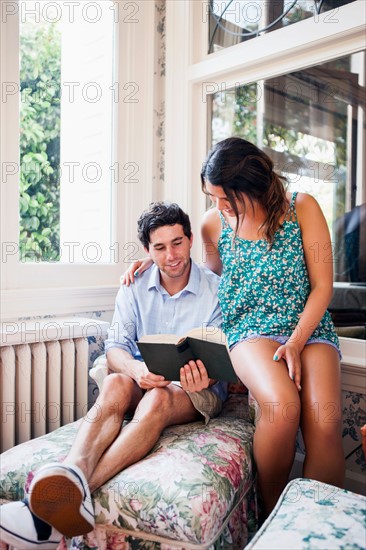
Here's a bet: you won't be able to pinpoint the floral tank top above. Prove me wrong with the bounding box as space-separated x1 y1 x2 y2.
217 192 339 349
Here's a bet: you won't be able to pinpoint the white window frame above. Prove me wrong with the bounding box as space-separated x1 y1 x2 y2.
0 0 156 319
163 0 365 362
163 0 365 251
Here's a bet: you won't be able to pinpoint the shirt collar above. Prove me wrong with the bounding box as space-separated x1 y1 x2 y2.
147 260 200 296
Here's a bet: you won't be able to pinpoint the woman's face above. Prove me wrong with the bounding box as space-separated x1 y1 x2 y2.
204 180 244 217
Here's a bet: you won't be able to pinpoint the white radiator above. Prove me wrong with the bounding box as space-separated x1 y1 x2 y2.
0 317 109 453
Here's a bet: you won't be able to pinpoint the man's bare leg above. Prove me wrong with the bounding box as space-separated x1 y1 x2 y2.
64 373 144 480
65 375 200 491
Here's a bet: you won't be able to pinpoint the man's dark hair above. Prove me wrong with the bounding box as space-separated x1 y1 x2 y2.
137 202 192 249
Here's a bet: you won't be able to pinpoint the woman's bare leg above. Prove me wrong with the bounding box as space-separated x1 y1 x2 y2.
230 338 300 514
300 343 345 487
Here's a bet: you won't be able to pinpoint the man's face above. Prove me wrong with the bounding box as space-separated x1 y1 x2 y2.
146 224 192 281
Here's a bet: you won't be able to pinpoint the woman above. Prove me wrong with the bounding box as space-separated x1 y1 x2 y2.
123 137 345 514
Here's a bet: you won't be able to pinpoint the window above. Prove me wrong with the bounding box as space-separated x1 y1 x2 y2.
20 8 61 262
210 52 366 338
163 1 365 346
208 0 358 53
19 1 115 263
1 0 157 317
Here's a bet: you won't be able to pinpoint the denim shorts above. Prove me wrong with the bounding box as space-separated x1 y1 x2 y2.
230 334 342 359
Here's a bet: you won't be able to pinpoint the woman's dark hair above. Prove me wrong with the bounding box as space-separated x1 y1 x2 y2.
137 202 191 249
201 137 288 244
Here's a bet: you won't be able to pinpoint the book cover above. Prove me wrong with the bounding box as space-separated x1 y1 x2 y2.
136 328 238 382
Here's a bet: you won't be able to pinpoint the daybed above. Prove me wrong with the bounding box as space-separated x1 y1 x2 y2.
0 358 258 550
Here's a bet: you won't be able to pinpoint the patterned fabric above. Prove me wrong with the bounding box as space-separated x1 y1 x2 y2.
246 477 366 549
0 394 258 549
217 192 340 350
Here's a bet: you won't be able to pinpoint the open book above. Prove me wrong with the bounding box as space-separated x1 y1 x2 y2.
137 326 238 382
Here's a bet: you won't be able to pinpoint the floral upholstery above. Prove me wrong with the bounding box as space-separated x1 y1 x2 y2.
0 393 258 550
245 477 366 550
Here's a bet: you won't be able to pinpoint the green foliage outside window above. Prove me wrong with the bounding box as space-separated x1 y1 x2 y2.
20 21 61 261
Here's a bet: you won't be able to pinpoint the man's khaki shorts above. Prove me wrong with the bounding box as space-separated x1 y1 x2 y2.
125 384 223 424
172 383 223 424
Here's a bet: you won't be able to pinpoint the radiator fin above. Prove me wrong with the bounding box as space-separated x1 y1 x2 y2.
32 342 47 439
0 346 16 451
61 340 76 426
15 344 32 445
75 338 88 419
46 340 62 432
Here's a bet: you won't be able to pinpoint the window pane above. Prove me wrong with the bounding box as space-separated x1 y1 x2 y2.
210 52 366 338
20 4 61 261
19 1 115 263
208 0 357 53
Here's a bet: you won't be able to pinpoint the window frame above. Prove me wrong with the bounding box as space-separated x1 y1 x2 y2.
163 1 365 349
0 0 157 318
163 0 365 269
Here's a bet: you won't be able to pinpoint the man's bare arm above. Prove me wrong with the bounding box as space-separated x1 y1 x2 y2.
106 347 170 389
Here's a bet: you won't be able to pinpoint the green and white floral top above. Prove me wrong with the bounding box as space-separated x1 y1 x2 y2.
217 192 340 350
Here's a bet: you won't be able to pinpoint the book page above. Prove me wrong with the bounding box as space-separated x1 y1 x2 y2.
138 333 180 344
138 326 227 346
185 326 227 346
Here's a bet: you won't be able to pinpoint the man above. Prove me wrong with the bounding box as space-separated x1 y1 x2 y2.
0 202 227 550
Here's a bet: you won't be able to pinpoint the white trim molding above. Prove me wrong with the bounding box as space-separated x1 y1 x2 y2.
0 317 110 347
0 286 118 321
189 1 366 84
339 337 366 394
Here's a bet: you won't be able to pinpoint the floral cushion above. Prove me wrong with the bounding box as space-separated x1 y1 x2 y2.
245 477 366 550
0 393 258 549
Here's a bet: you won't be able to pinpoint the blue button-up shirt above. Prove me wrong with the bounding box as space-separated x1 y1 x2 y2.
105 261 227 400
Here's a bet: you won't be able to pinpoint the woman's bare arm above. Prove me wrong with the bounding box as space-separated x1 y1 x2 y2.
274 193 336 390
201 208 223 276
120 257 153 286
